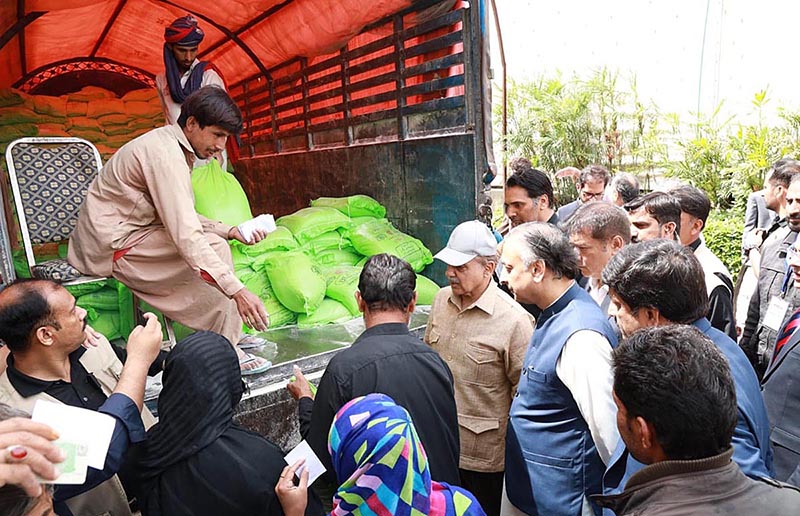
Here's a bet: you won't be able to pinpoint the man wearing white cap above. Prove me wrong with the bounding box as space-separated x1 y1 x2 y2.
424 220 534 516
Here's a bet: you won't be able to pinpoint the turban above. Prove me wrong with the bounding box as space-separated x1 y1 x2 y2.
164 15 205 46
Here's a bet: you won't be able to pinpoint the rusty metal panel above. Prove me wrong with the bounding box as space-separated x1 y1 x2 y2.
230 5 468 158
403 134 476 282
236 141 406 223
235 132 475 284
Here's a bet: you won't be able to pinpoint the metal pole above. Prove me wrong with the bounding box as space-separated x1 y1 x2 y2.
489 0 507 184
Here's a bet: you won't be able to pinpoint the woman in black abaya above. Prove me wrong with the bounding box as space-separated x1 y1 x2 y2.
136 331 322 516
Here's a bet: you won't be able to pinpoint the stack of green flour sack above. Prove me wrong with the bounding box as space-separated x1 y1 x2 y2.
12 246 138 341
192 160 441 331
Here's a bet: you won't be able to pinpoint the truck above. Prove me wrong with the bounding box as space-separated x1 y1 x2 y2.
0 0 494 448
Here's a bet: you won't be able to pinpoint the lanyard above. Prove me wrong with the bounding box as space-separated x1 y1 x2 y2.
782 262 792 296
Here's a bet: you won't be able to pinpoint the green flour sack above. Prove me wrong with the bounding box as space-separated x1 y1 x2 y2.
346 219 433 272
260 251 325 314
238 273 297 331
314 248 363 267
323 265 363 315
238 227 299 257
85 307 121 341
192 159 252 225
297 298 354 328
415 274 441 305
276 207 350 244
310 195 387 218
302 231 350 254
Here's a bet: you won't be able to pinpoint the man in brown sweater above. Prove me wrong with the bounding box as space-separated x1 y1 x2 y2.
594 325 800 515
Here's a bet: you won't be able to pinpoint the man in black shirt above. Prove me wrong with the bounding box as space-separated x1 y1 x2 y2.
6 334 166 412
669 185 736 340
287 253 461 485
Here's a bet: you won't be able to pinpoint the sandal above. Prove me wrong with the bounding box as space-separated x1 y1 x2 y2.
238 334 268 350
239 352 272 376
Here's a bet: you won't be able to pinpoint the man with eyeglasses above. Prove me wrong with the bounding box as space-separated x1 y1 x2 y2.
557 165 610 222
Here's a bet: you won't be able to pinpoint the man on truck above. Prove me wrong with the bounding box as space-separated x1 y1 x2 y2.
155 15 233 168
68 86 271 375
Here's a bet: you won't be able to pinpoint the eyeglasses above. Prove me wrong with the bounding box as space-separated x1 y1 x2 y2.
580 190 605 202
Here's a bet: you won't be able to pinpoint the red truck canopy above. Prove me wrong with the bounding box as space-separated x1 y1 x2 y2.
0 0 420 90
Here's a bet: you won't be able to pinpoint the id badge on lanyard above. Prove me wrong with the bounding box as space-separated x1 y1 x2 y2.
764 261 793 331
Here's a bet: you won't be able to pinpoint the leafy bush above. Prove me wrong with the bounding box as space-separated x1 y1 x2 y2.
662 91 800 210
703 210 744 277
495 69 660 176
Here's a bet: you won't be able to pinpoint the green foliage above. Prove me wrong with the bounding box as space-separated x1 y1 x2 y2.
495 69 661 176
663 105 735 208
663 90 800 210
703 210 744 277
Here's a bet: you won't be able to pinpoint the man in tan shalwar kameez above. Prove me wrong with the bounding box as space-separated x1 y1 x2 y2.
68 86 270 374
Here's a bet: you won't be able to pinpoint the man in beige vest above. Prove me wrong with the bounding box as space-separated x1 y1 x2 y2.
0 279 163 516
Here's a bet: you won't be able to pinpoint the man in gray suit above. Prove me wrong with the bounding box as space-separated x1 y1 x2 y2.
762 236 800 486
744 190 777 242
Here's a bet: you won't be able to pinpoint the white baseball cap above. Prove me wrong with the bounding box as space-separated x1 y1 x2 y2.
434 220 498 267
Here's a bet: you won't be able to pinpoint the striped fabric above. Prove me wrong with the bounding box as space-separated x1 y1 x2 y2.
773 307 800 363
328 393 485 516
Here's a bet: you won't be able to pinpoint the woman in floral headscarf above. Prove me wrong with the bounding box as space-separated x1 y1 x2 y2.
276 393 485 516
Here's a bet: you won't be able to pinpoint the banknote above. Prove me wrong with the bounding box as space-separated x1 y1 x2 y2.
40 440 89 485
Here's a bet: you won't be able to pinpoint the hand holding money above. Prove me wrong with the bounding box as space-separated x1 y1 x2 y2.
0 417 65 496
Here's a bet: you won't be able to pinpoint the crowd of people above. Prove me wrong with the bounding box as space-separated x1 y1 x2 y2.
2 161 800 516
0 14 799 516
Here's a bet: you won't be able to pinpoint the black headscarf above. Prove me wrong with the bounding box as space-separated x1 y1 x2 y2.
136 332 324 516
138 331 243 480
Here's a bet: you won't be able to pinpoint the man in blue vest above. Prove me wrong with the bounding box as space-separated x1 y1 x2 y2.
499 222 619 516
601 239 774 497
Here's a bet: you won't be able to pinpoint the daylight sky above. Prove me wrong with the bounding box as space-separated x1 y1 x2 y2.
489 0 800 123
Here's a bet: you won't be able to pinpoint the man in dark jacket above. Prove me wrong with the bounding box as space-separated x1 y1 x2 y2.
762 236 800 486
286 254 460 485
669 185 736 339
602 240 774 494
594 325 800 515
742 166 800 377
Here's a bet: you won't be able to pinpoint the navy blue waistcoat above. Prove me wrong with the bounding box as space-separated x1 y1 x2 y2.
506 282 618 515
